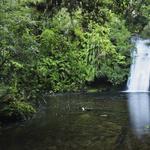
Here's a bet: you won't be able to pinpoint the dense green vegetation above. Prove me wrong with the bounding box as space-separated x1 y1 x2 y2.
0 0 150 122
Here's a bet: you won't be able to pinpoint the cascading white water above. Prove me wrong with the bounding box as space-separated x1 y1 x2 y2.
127 36 150 92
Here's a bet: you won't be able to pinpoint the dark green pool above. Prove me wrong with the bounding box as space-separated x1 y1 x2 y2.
1 92 150 150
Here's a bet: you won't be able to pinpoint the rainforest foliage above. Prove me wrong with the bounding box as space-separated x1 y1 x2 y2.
0 0 149 121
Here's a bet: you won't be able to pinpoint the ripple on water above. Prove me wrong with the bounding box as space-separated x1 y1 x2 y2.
1 92 150 150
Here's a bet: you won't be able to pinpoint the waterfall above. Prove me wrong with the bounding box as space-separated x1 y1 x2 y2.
127 36 150 92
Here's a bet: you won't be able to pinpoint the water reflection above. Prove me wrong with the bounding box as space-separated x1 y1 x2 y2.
127 93 150 136
1 92 150 149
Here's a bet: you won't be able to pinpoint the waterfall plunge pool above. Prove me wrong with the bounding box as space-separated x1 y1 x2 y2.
1 92 150 150
1 37 150 149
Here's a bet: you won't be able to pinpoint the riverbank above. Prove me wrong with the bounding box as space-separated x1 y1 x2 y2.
0 81 127 128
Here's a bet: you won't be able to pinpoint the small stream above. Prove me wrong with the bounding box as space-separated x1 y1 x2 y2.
1 92 150 150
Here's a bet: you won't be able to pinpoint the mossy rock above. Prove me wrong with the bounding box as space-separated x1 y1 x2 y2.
0 99 36 122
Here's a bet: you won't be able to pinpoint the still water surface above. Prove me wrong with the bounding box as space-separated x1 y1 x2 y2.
1 92 150 150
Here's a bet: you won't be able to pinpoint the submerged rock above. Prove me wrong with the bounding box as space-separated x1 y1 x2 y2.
100 114 108 117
